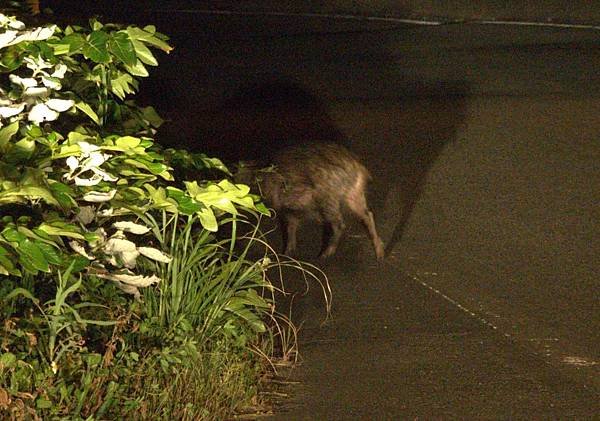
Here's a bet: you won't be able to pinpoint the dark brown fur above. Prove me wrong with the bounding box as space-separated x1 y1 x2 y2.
254 143 384 260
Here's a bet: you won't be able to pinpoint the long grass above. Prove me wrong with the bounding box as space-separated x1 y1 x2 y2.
122 210 330 417
138 212 275 342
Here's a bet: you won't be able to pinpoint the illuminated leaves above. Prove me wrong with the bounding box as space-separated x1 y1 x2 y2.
0 14 267 294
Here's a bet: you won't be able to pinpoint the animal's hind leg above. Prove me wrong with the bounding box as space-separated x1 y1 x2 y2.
281 213 300 255
347 185 385 260
319 202 345 258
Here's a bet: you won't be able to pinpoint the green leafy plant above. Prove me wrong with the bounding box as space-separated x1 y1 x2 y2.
0 12 328 420
0 13 267 294
5 261 115 372
138 211 273 341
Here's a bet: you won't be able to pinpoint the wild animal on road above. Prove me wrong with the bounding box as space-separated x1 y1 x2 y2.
238 142 385 260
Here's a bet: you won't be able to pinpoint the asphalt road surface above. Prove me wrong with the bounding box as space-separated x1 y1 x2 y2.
51 6 600 418
164 20 600 420
145 14 599 419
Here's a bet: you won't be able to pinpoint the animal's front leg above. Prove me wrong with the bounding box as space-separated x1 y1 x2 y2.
281 213 300 255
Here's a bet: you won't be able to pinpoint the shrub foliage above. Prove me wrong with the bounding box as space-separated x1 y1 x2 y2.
0 12 288 420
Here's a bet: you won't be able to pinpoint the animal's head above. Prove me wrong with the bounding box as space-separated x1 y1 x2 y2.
232 160 260 186
232 161 280 206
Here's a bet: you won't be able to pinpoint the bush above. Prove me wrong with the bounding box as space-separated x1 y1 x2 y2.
0 12 314 419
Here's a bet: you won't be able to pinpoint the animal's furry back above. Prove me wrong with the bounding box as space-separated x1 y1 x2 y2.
259 142 370 213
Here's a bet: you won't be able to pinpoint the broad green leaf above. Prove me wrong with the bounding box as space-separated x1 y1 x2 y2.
0 121 19 152
231 195 257 211
20 168 45 186
16 225 60 247
115 136 141 149
74 102 100 125
144 161 168 175
50 42 70 55
83 232 99 243
0 181 16 193
197 206 218 232
1 226 26 243
91 19 104 31
38 222 85 240
0 263 9 276
144 185 178 211
102 145 145 154
15 138 35 155
130 37 158 65
195 191 238 215
156 170 173 181
157 185 176 200
110 72 136 99
18 239 50 272
184 181 202 197
124 186 146 199
38 130 61 148
67 131 95 145
84 353 103 368
37 42 54 62
0 244 12 258
53 143 80 159
166 187 201 215
0 186 60 207
218 179 248 195
123 158 167 175
187 180 257 213
48 181 77 209
254 201 270 216
224 304 266 333
0 264 20 276
4 138 35 163
84 31 110 63
32 227 59 243
125 26 172 53
37 241 63 265
145 151 163 161
26 125 44 138
237 289 271 308
109 32 137 66
124 60 148 77
204 156 231 174
139 138 154 148
1 46 23 71
116 171 155 183
53 33 85 54
0 245 18 276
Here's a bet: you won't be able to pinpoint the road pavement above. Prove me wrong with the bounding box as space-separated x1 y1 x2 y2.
260 21 600 418
174 17 600 419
